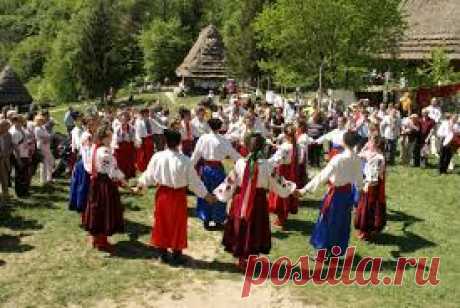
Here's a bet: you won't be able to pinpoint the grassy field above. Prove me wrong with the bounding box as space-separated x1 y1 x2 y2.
0 96 459 307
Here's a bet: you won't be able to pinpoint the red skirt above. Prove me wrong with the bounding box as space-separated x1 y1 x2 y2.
83 174 124 236
136 136 154 172
152 186 188 250
354 181 386 239
181 139 194 157
223 188 271 258
268 163 299 223
115 141 136 179
237 144 249 157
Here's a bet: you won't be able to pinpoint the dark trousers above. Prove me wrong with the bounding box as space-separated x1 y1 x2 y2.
412 139 421 167
384 139 397 165
309 144 322 167
439 145 453 174
14 157 31 197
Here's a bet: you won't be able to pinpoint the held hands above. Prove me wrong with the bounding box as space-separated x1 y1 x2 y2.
292 190 302 199
205 193 218 204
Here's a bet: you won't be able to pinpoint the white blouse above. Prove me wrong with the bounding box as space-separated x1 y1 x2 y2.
80 131 93 173
300 149 364 194
34 126 51 150
135 118 164 145
138 149 208 198
112 124 135 148
191 117 211 137
10 126 30 158
213 158 296 202
360 152 385 184
71 126 83 153
269 142 305 166
191 132 241 166
92 146 125 180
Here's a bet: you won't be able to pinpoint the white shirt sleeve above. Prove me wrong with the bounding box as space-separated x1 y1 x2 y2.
186 161 209 198
190 136 203 167
300 158 337 193
268 169 297 198
214 169 238 202
138 155 157 187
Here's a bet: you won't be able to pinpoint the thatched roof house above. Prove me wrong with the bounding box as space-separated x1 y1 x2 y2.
176 25 227 89
391 0 460 62
0 65 33 108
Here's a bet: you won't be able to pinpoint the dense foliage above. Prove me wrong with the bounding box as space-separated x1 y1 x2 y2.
2 0 456 103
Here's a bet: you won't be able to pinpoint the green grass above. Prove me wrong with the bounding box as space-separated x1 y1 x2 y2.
1 99 459 307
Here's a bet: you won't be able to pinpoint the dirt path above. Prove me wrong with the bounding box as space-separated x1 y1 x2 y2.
91 279 311 308
86 217 312 308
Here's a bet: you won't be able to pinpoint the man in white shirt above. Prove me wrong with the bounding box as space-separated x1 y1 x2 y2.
10 115 31 197
191 106 211 139
191 118 241 229
437 114 459 174
299 131 364 256
380 109 400 165
399 114 420 165
426 98 443 157
134 109 156 172
283 100 297 124
137 129 216 265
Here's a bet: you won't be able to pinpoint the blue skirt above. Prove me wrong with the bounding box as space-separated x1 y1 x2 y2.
196 163 227 224
310 189 355 255
69 159 90 213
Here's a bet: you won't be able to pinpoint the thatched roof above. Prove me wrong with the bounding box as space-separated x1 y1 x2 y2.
176 25 227 79
0 65 33 106
391 0 460 60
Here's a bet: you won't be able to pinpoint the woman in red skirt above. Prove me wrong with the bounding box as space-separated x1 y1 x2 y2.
268 125 304 228
214 133 297 270
178 107 196 157
84 125 127 253
113 111 136 179
355 135 387 241
134 108 155 172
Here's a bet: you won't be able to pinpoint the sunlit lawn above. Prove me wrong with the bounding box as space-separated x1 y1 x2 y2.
0 98 459 307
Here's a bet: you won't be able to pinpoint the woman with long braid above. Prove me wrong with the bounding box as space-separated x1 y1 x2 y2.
83 125 126 253
214 133 297 270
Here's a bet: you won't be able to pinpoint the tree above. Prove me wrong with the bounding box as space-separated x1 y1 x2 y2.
8 35 50 81
417 48 460 87
254 0 405 88
75 0 122 100
139 18 190 82
222 0 270 81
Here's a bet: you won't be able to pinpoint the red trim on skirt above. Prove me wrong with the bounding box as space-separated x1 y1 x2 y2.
203 160 223 168
152 186 188 250
321 183 352 216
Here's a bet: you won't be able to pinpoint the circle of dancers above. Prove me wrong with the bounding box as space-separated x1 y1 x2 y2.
0 94 459 270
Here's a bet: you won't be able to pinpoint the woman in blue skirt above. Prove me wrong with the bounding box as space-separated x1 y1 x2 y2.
69 116 97 218
299 131 364 256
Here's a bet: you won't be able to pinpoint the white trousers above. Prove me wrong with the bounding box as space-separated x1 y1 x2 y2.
39 147 54 184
